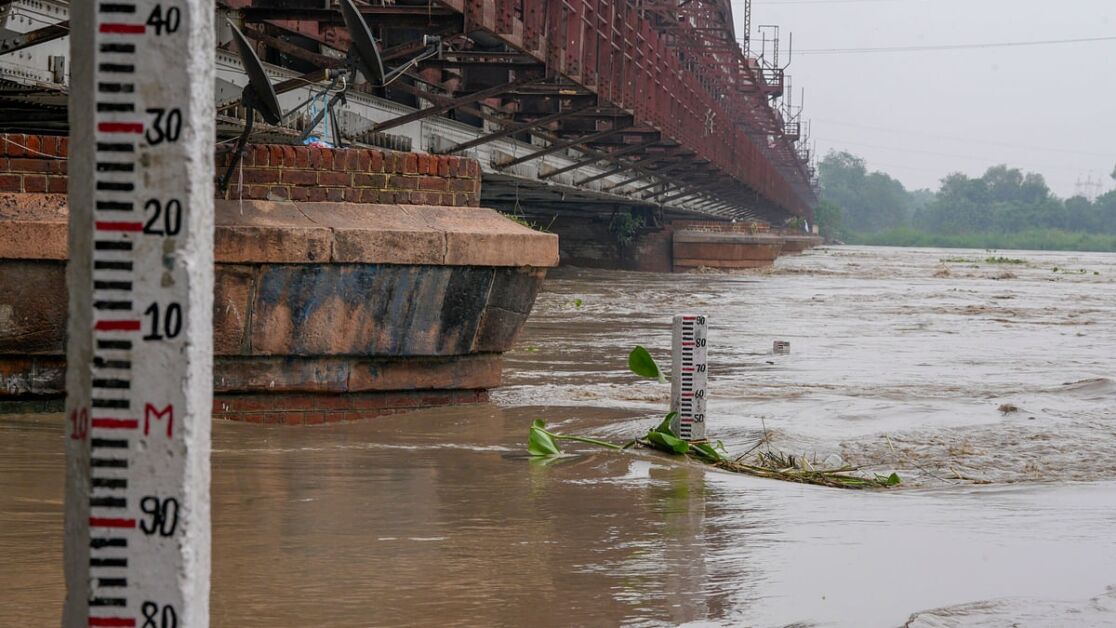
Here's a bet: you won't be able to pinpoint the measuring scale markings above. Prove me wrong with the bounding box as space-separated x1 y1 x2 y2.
670 315 708 441
66 0 213 626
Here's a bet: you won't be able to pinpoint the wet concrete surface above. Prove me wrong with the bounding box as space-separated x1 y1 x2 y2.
3 246 1116 626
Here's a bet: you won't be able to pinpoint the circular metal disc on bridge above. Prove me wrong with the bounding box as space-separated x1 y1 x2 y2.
339 0 385 84
227 21 283 125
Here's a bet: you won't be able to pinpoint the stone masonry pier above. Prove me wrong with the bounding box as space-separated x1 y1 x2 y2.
0 135 558 422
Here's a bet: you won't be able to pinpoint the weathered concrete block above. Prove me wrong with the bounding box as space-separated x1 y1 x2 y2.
0 357 64 396
472 307 528 353
346 354 502 392
313 202 446 265
0 193 67 260
488 267 546 315
672 230 784 271
215 200 333 263
247 265 495 357
213 265 254 355
0 261 66 354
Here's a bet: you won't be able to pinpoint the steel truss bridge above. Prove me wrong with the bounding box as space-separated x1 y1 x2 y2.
0 0 817 222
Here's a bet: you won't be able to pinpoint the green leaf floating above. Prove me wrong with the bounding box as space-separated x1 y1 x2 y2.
653 412 677 435
646 430 690 455
689 442 725 463
877 472 902 486
528 419 562 456
628 345 665 383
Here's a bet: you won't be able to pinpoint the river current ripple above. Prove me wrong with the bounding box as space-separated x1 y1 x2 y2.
3 246 1115 626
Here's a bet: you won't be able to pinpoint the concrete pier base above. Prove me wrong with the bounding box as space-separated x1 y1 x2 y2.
672 231 784 271
779 234 826 253
0 138 558 420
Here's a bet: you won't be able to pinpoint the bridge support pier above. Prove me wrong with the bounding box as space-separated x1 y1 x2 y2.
0 136 558 421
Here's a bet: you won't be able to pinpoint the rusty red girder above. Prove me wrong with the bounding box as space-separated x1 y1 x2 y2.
637 0 812 204
441 0 815 217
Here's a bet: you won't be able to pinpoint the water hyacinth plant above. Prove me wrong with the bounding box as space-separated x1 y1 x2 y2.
527 345 902 489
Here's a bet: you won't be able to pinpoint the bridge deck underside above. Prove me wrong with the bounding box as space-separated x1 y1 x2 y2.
0 0 815 221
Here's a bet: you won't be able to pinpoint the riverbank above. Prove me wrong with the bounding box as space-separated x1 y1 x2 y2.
845 227 1116 252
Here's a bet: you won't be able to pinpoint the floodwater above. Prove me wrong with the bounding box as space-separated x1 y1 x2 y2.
3 246 1116 626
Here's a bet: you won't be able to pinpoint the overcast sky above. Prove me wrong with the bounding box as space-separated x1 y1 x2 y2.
733 0 1115 198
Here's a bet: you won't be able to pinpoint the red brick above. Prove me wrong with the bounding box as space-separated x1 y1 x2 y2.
241 168 279 184
23 175 46 193
449 178 474 192
290 186 310 201
319 171 350 186
306 187 328 202
283 412 305 426
9 158 50 173
418 176 447 191
349 394 388 410
247 185 269 199
325 188 345 202
343 187 363 202
388 175 416 189
304 411 327 425
280 169 317 185
294 146 310 168
357 151 371 171
403 153 419 174
252 145 269 167
359 189 388 203
220 397 272 412
47 176 67 193
57 137 68 158
438 157 450 177
282 145 297 166
308 147 323 169
346 151 363 171
369 150 383 172
269 145 284 165
320 149 334 170
2 135 24 157
268 185 291 200
353 173 387 188
0 174 20 192
23 136 40 155
39 136 56 157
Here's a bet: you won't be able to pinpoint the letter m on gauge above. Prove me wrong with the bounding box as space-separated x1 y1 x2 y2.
144 403 174 437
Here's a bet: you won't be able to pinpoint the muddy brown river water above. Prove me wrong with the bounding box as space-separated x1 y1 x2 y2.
3 246 1116 626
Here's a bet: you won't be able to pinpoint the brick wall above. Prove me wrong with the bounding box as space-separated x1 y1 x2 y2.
0 134 482 207
216 143 481 206
0 134 69 194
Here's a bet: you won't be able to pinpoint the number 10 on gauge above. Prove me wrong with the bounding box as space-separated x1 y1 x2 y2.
670 315 708 441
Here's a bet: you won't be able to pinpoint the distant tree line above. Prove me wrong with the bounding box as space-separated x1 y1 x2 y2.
813 151 1116 251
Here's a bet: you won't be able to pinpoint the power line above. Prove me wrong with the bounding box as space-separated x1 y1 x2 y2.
797 35 1116 55
813 136 1098 175
811 117 1114 158
753 0 929 4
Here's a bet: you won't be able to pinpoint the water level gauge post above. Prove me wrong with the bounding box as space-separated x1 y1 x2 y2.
670 314 708 441
64 0 215 626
